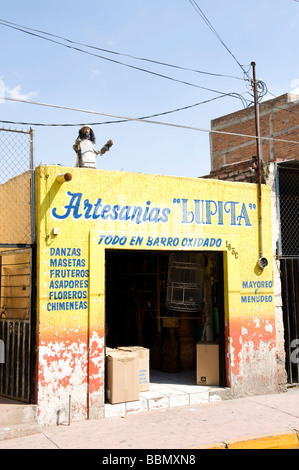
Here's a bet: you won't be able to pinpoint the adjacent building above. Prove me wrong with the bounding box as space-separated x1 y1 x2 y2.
206 92 299 387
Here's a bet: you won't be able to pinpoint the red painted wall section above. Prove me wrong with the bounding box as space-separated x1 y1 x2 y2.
226 316 277 395
37 326 105 424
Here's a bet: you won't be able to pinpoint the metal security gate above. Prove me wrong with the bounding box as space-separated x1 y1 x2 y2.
0 249 33 402
276 161 299 384
0 127 36 403
280 258 299 384
0 319 31 402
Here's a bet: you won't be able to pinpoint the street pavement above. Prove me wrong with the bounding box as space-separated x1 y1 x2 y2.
0 387 299 450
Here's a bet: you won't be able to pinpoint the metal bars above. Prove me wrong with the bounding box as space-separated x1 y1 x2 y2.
0 249 32 402
281 258 299 384
276 162 299 384
276 165 299 257
0 319 31 402
0 127 35 402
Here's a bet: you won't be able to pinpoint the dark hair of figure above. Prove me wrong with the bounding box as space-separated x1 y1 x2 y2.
78 127 96 144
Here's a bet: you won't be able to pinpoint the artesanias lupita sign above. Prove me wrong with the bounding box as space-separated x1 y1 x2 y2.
51 191 255 227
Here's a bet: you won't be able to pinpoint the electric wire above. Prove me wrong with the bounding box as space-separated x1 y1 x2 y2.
0 19 246 99
0 95 229 127
188 0 252 81
2 95 299 146
244 87 299 117
0 18 245 82
0 16 289 140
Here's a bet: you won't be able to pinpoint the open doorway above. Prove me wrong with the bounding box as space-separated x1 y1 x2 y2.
105 249 226 390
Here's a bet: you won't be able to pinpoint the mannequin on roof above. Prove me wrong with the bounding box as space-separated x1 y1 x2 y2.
73 125 113 168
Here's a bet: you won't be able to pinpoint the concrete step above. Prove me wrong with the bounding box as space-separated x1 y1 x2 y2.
0 397 41 441
105 382 232 418
0 422 41 442
0 403 37 426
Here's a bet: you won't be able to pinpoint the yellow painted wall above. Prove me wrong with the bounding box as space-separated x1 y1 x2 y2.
0 171 32 245
34 165 277 425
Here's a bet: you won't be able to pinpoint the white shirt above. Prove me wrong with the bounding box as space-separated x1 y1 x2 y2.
76 139 101 168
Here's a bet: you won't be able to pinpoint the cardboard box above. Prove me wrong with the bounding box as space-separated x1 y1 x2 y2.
105 347 116 355
196 343 219 386
106 350 139 404
118 346 150 392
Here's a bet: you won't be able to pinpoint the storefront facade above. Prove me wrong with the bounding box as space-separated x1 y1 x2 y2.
29 164 279 425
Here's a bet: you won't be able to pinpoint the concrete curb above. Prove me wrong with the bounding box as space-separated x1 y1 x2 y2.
0 423 42 442
193 430 299 449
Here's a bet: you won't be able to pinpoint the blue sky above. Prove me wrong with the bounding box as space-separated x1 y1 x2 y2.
1 0 299 177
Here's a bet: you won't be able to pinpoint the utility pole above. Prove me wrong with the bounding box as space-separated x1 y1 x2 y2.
251 61 268 269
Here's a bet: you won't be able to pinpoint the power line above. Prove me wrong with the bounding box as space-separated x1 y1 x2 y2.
238 87 299 116
2 95 299 146
188 0 252 80
0 95 229 127
0 19 251 103
0 17 245 82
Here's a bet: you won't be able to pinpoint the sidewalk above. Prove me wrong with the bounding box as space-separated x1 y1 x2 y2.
0 386 299 449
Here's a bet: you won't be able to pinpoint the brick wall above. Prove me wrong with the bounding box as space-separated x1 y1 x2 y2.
202 156 259 183
210 93 299 171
